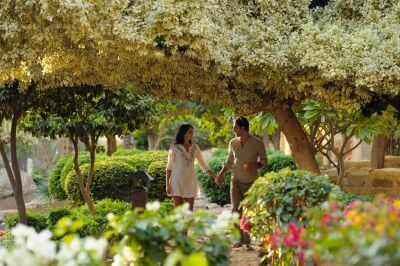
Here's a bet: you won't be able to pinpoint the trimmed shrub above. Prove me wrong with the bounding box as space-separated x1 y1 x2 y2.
48 154 73 200
64 160 140 205
60 153 99 191
4 212 47 232
112 148 143 157
197 156 231 206
212 147 228 158
47 207 72 229
260 151 297 176
242 169 343 238
130 150 168 170
70 199 131 238
147 160 168 201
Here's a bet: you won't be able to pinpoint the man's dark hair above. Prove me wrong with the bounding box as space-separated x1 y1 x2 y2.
235 116 249 131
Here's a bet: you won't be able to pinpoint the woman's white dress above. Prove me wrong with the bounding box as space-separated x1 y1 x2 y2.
166 144 211 198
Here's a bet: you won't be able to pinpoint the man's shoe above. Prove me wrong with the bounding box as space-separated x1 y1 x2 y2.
243 244 254 251
232 242 243 248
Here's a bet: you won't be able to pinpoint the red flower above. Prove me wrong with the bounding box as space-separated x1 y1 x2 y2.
321 212 333 225
298 250 305 264
266 231 280 250
240 216 253 232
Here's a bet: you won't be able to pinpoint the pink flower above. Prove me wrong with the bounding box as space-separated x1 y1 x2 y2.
298 250 305 264
266 231 280 250
321 212 332 225
283 235 294 248
240 216 253 232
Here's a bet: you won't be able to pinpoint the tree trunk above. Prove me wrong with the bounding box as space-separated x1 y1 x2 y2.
106 135 117 156
272 129 281 151
123 134 134 149
370 135 387 169
72 137 95 214
269 105 320 174
57 137 73 158
148 134 158 150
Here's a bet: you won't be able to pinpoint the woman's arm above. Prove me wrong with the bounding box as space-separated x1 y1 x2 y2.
195 146 217 180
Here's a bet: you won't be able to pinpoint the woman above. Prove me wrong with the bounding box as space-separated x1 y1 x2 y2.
166 124 217 211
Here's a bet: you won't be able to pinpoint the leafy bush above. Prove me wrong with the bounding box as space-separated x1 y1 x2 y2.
64 160 139 205
47 207 72 229
304 198 400 265
4 212 47 232
0 231 14 249
108 203 238 265
48 154 72 200
112 148 143 157
197 156 231 206
212 147 228 158
260 151 297 176
130 150 168 170
242 169 343 238
147 160 168 201
59 153 94 191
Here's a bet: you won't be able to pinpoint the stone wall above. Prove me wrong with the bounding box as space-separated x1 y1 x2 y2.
0 168 35 199
322 156 400 197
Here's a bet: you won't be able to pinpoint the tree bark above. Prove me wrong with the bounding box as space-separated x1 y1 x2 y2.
57 137 73 158
269 105 320 174
106 135 117 156
272 129 281 151
148 134 158 150
10 112 27 224
123 134 134 149
72 137 95 214
370 134 387 169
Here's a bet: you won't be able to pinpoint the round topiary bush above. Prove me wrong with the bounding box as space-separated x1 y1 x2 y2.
242 169 344 238
259 151 297 176
147 160 168 201
60 153 103 192
64 160 142 205
48 154 73 200
112 148 143 157
196 156 231 206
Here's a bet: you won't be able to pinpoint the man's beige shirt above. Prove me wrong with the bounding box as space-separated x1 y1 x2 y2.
225 135 267 183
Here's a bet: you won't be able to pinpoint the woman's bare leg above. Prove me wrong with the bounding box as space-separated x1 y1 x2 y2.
184 198 195 211
172 196 184 207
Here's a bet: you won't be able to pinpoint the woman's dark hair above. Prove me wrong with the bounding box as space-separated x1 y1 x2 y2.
175 124 193 145
235 116 249 131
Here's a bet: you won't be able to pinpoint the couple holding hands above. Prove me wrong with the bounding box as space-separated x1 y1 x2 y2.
166 116 267 249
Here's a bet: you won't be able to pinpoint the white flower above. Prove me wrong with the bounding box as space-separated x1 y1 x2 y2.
112 246 138 266
146 201 160 211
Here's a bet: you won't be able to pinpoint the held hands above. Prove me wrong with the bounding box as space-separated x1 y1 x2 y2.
215 173 224 186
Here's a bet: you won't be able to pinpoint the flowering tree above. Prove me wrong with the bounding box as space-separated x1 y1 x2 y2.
1 0 400 173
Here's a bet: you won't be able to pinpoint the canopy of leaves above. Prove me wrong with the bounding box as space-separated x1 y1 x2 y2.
1 1 399 112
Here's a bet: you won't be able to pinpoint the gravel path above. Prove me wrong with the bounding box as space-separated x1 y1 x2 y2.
194 195 262 266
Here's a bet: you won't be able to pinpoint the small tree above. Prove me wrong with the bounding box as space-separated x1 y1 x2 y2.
23 86 158 213
0 82 40 224
301 100 387 185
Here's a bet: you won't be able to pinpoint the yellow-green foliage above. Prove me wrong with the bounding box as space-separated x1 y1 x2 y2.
1 1 399 111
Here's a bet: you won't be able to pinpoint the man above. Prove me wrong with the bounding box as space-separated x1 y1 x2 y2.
217 116 267 250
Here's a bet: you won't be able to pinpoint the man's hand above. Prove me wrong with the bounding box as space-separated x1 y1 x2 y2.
244 163 258 172
216 173 225 186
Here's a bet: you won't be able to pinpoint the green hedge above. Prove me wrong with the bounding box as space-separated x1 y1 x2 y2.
4 212 47 232
147 160 168 201
48 154 73 200
64 160 140 205
260 151 297 176
112 148 143 157
197 156 231 206
3 199 174 239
